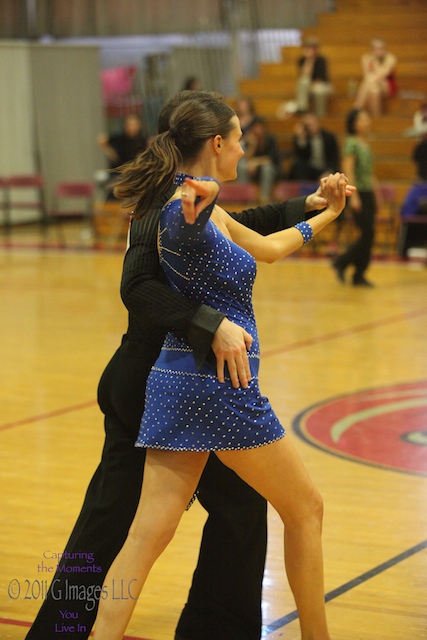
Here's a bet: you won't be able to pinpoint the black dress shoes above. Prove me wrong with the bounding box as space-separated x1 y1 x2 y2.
332 260 346 283
352 275 374 287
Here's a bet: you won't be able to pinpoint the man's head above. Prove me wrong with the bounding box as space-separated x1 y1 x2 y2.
302 113 321 136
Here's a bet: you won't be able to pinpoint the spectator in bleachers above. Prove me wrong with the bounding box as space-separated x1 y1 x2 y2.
404 100 427 134
236 116 282 205
97 113 148 199
235 99 281 203
413 136 427 182
98 113 148 170
289 112 340 181
399 106 427 257
235 96 258 136
412 99 427 133
295 37 332 118
410 102 427 181
354 38 397 116
182 76 202 91
399 180 427 257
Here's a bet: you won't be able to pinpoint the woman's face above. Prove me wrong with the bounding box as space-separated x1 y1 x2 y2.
371 40 386 59
355 110 372 134
216 115 245 182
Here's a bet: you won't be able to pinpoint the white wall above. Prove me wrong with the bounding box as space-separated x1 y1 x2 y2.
0 42 37 176
0 42 105 222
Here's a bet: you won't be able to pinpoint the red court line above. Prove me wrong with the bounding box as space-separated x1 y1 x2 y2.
0 617 150 639
0 618 31 628
262 306 427 359
0 400 96 433
1 306 427 435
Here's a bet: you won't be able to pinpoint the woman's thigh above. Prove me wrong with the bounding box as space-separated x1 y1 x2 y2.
131 449 210 537
216 436 321 526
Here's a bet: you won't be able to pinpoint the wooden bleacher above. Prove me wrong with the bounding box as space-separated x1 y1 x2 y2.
234 0 427 255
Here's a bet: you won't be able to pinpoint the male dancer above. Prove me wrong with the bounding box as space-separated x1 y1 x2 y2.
26 91 330 640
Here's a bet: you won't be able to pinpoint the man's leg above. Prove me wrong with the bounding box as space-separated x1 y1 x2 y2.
258 163 277 205
25 343 152 639
175 454 267 640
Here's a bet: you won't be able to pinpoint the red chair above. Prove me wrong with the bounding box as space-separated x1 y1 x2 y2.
272 181 301 202
6 174 47 231
217 183 259 204
0 178 9 235
47 180 95 246
376 183 399 256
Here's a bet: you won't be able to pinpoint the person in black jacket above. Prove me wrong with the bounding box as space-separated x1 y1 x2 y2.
296 37 332 117
25 90 336 640
289 112 340 181
97 113 148 199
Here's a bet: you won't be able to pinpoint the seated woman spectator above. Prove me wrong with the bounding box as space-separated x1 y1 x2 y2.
354 38 397 116
236 117 282 205
235 96 258 136
295 37 332 118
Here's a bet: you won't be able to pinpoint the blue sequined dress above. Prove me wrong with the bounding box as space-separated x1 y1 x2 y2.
135 175 285 452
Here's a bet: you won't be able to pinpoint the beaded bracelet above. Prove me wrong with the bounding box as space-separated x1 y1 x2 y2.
294 221 314 244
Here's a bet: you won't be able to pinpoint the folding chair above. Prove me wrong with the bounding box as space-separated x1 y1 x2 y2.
0 178 9 236
47 181 95 246
6 174 47 231
376 183 399 257
272 181 302 202
217 183 259 213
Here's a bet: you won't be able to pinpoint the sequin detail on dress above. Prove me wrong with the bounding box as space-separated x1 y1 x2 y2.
135 179 285 451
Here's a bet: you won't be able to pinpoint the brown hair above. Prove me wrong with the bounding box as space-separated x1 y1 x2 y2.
114 91 235 218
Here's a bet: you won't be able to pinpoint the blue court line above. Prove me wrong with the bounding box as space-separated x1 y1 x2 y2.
262 538 427 635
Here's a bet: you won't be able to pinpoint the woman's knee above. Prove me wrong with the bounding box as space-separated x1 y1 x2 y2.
281 484 324 531
127 510 179 556
304 485 324 524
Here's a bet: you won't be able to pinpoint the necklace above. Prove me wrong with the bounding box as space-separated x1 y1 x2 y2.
173 172 197 186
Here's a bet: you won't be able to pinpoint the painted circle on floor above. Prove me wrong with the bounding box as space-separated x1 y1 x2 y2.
292 380 427 476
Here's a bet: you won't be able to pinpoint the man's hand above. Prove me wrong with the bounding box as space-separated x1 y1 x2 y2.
211 318 253 389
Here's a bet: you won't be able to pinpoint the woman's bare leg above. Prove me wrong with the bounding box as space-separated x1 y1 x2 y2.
216 436 331 640
92 449 209 640
354 79 369 109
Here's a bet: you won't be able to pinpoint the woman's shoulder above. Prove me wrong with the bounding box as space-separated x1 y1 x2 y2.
160 195 181 223
343 136 359 153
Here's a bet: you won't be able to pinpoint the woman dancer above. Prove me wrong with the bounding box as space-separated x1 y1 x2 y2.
92 92 352 640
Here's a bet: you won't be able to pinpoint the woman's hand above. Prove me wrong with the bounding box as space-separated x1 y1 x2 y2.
305 174 356 211
321 172 351 217
181 178 220 224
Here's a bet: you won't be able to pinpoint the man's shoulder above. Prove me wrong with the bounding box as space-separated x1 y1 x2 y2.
322 129 338 142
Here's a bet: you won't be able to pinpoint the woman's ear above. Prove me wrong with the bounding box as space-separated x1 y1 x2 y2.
213 134 222 154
